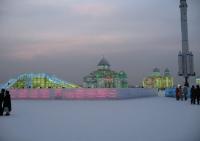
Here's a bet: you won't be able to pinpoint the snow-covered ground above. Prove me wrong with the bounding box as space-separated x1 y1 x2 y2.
0 97 200 141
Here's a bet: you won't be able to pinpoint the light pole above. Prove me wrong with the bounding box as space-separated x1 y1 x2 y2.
178 0 195 87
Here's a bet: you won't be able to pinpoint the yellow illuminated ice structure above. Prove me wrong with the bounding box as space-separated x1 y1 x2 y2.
196 77 200 85
143 68 174 89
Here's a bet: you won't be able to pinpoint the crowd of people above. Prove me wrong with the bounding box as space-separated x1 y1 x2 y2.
176 85 200 104
0 89 12 116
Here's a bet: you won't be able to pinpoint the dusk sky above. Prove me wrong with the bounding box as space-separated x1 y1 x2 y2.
0 0 199 85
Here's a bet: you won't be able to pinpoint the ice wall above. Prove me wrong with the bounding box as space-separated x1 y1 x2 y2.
8 88 158 100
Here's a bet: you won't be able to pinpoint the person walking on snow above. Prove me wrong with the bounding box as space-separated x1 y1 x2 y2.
190 85 195 104
179 86 183 101
183 85 188 101
3 90 12 116
0 89 5 116
176 87 180 101
196 85 200 105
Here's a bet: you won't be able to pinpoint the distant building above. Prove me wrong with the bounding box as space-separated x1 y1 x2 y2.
196 77 200 85
83 57 128 88
143 68 174 89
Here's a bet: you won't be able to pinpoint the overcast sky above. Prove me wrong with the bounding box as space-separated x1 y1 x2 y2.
0 0 199 85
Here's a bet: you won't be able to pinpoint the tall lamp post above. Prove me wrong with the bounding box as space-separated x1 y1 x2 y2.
178 0 195 87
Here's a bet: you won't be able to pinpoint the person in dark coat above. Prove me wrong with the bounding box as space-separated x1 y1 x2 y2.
3 90 12 116
179 86 183 101
183 85 188 101
176 87 180 101
196 85 200 105
0 89 5 116
190 85 195 104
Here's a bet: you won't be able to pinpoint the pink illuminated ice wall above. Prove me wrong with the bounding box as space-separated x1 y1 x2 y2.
9 88 157 100
9 89 118 100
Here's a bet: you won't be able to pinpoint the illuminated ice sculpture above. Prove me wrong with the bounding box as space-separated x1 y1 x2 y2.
83 57 128 88
196 77 200 85
143 68 174 89
2 73 79 89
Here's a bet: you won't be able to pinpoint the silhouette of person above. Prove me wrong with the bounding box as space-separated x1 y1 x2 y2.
196 85 200 105
0 89 5 116
183 85 188 101
176 87 180 101
179 86 183 101
190 85 195 104
3 90 12 116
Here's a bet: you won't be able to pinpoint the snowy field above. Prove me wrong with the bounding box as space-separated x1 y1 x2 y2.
0 97 200 141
